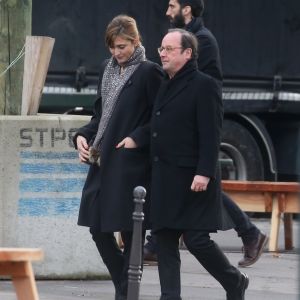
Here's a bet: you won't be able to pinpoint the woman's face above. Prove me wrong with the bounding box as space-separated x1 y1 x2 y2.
109 36 137 66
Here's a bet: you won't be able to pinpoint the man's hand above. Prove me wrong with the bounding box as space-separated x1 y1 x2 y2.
76 136 90 162
191 175 210 192
116 137 137 149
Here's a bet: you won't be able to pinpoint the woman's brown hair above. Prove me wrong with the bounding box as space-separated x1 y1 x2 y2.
105 15 141 48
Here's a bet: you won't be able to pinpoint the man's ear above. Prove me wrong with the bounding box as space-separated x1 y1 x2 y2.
182 5 192 17
184 48 193 60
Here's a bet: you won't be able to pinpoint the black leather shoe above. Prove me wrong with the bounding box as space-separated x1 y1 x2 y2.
239 232 268 267
227 272 249 300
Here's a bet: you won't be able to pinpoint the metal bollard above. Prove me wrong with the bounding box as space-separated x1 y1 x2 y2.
127 186 146 300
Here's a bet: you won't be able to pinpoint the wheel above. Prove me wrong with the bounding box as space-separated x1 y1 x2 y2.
220 119 264 180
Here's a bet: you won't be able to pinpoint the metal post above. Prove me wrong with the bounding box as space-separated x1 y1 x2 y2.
0 0 32 115
127 186 146 300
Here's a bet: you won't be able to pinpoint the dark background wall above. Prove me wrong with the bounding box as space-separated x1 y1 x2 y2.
32 0 169 78
32 0 300 83
205 0 300 79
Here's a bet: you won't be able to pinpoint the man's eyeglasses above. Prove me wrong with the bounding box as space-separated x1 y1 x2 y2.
157 46 183 54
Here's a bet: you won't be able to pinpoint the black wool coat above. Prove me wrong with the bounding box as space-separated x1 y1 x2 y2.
74 60 163 232
150 60 232 231
186 17 223 81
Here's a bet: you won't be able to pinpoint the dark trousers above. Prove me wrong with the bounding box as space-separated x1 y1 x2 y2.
90 228 145 299
222 192 259 243
90 229 145 298
156 229 242 300
145 192 260 252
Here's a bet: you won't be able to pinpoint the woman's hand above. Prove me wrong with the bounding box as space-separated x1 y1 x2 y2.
116 137 138 149
76 136 90 162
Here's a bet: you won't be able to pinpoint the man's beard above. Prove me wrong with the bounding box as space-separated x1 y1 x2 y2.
169 13 186 29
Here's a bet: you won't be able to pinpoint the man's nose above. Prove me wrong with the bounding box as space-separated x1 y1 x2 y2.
166 7 171 17
160 50 166 58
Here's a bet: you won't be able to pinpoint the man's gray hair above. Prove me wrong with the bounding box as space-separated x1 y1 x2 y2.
168 28 198 60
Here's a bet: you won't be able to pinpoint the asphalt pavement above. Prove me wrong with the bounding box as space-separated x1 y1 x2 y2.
0 219 299 300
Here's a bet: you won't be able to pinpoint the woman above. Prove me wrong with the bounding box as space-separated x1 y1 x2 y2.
74 15 162 300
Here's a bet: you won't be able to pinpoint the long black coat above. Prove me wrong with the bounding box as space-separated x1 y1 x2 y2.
150 60 232 231
74 60 163 232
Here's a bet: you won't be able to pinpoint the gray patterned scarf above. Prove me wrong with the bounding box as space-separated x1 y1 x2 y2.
88 45 146 166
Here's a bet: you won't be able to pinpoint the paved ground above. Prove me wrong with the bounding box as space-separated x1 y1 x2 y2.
1 219 299 299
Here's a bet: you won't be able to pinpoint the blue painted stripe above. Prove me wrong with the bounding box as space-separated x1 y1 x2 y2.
20 151 78 160
20 163 88 174
20 178 85 192
18 198 80 216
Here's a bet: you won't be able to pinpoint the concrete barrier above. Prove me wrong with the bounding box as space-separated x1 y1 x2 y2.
0 115 108 278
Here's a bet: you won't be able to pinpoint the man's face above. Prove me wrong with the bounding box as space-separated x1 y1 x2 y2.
166 0 186 28
159 32 190 77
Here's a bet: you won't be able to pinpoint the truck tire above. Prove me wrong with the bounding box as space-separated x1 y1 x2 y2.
220 119 264 180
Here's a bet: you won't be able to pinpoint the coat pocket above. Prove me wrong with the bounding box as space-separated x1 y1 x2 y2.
121 147 148 155
120 147 150 166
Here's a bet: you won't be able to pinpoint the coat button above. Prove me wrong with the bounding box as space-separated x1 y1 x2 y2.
152 132 158 138
153 156 159 162
156 111 161 116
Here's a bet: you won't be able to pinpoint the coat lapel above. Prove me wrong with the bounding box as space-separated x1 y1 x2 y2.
155 76 190 110
154 60 198 110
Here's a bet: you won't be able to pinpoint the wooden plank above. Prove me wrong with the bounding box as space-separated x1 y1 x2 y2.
222 180 300 251
224 191 269 212
21 36 55 115
0 0 32 115
283 214 293 250
222 180 300 193
0 248 42 300
281 193 300 213
12 262 39 300
0 261 40 300
269 194 281 252
0 248 43 262
0 261 31 277
264 192 273 211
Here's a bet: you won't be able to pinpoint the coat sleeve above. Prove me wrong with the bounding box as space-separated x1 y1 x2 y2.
73 60 107 149
73 99 102 149
196 76 223 178
129 63 163 147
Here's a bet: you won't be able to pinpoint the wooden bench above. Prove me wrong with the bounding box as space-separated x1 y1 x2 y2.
222 181 300 252
0 248 44 300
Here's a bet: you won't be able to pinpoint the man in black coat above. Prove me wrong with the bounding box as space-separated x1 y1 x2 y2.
144 0 268 268
150 28 248 300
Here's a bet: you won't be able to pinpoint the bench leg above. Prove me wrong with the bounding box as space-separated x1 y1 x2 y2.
0 261 39 300
12 262 39 300
269 194 281 252
283 213 294 250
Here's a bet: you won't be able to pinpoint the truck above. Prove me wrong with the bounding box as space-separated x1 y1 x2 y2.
33 0 300 182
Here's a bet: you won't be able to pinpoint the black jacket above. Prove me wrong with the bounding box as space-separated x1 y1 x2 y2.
186 17 222 81
150 60 232 231
74 60 163 231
